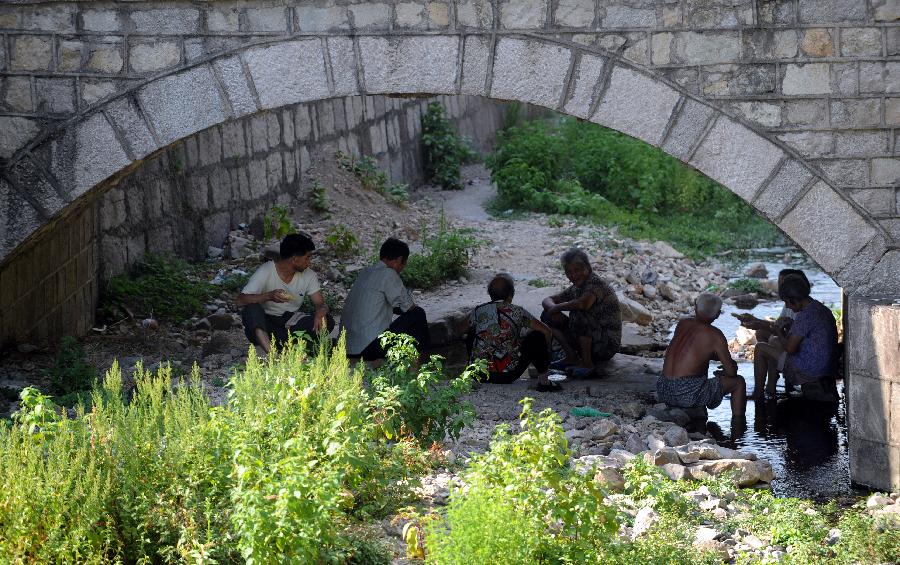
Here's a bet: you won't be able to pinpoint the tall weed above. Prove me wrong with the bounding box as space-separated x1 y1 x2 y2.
402 212 482 290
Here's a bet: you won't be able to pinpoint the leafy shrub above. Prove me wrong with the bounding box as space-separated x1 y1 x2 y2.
402 213 482 290
337 151 389 194
43 336 97 398
387 183 410 207
310 179 329 212
486 117 779 257
727 278 764 294
325 224 359 258
263 205 296 240
422 102 476 190
369 333 483 447
99 254 215 322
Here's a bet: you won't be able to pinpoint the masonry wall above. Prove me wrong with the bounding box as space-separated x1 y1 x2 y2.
0 93 507 346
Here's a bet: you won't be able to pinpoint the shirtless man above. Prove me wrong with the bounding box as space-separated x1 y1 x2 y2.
658 292 747 417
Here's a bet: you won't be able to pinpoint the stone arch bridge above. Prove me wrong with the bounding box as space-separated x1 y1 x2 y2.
0 1 898 488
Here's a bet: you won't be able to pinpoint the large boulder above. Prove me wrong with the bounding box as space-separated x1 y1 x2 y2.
617 293 653 325
693 458 774 486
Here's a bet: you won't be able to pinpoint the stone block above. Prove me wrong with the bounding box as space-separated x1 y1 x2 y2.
221 120 245 159
777 131 833 158
87 45 123 73
849 436 899 490
461 35 490 96
816 159 869 188
11 35 52 71
741 29 799 60
20 5 75 32
831 99 882 128
359 36 458 95
0 117 38 159
80 80 117 105
800 28 834 57
849 189 894 217
890 27 900 56
295 5 349 32
859 251 900 295
58 39 84 71
130 8 200 34
860 62 900 94
81 9 120 32
874 0 900 21
52 112 131 197
492 37 571 108
850 373 893 443
327 37 359 97
349 3 391 30
207 6 240 32
499 0 547 28
782 63 831 95
244 40 329 109
555 0 595 27
138 65 227 146
783 100 828 127
841 28 884 57
730 101 781 127
690 117 784 202
395 3 426 28
758 0 796 24
104 98 157 160
129 41 181 73
753 159 814 220
6 158 65 218
836 235 889 292
835 131 890 158
702 64 776 96
603 6 656 28
651 33 673 65
245 7 287 32
872 158 900 186
673 32 741 65
831 62 859 96
456 0 493 27
427 2 451 27
661 98 716 162
2 76 33 112
593 67 680 146
34 77 75 114
781 181 878 273
887 98 900 125
0 184 42 263
798 0 866 22
563 54 605 119
212 56 257 118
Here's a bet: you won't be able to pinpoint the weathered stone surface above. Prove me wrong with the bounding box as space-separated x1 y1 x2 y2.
782 63 831 95
0 117 38 158
11 36 52 71
783 99 828 127
492 38 571 108
34 77 74 114
798 0 866 23
82 9 121 32
871 158 900 185
395 3 426 29
87 46 123 73
359 36 458 95
555 0 595 27
52 112 131 197
295 5 349 32
836 235 889 291
849 374 892 443
105 98 157 160
777 131 833 158
835 131 890 158
874 0 900 21
842 27 885 57
831 62 859 95
816 159 869 188
130 8 199 33
690 117 783 201
19 5 75 32
702 63 776 96
593 67 680 146
741 29 799 60
753 159 814 220
860 62 900 94
245 7 287 32
129 42 180 73
456 0 493 28
0 181 42 259
138 66 226 146
858 250 900 295
800 28 834 57
850 436 900 491
461 35 490 96
348 3 391 30
604 6 656 28
500 0 547 28
662 98 716 161
563 54 605 119
673 31 741 65
2 76 31 113
887 98 900 125
80 80 117 106
731 101 781 127
244 40 329 109
781 182 879 273
831 98 882 127
212 56 257 118
327 37 359 97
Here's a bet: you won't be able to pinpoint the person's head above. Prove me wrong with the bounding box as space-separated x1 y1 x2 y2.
487 273 515 302
379 237 410 273
561 248 592 287
778 268 810 293
779 274 811 311
280 233 316 271
695 292 723 321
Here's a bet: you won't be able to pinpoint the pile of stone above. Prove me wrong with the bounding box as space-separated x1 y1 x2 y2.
866 493 900 530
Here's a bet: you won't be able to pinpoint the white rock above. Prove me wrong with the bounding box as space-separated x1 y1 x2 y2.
867 494 894 508
653 240 684 258
661 463 689 480
744 262 768 278
735 325 757 346
643 285 658 300
632 507 659 538
694 526 719 544
617 293 653 325
646 435 666 451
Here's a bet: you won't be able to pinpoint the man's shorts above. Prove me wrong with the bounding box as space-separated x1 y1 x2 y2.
656 374 725 410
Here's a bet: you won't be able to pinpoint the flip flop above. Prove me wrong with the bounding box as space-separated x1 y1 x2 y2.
535 382 562 392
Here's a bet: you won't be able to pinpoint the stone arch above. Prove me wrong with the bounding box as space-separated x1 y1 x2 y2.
0 33 895 294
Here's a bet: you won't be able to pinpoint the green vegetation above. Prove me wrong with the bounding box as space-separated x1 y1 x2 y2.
422 102 476 191
527 278 551 288
326 224 360 258
486 118 779 258
387 182 410 207
310 179 329 212
42 336 97 408
402 213 482 290
99 254 215 323
0 336 484 562
336 151 411 206
263 205 297 241
727 278 765 294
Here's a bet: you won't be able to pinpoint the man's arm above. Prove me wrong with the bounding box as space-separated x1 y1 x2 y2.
544 290 597 315
308 290 329 332
783 334 803 355
236 289 288 307
529 316 553 344
712 331 738 378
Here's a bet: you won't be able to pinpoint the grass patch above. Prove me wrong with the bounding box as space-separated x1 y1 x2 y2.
527 278 551 288
486 117 780 259
728 278 765 294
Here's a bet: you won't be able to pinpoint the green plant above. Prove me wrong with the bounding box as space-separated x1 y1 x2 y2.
727 278 764 294
310 179 329 212
99 254 216 323
401 212 482 290
325 224 359 258
337 151 389 194
387 183 410 207
527 278 551 288
220 271 251 293
43 336 97 398
422 102 476 190
11 387 61 437
263 205 297 241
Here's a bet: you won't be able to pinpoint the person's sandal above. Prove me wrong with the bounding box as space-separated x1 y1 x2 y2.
535 382 562 392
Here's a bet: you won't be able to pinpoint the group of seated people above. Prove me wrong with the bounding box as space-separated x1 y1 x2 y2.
237 234 840 417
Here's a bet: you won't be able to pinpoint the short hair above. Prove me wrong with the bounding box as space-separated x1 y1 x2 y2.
560 248 592 273
779 274 811 302
280 233 315 259
379 237 410 261
487 273 515 301
778 268 810 293
695 292 722 318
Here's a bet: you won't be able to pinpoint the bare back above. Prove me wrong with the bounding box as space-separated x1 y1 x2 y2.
663 318 732 378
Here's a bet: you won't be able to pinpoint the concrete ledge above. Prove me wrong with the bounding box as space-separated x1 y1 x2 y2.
491 37 572 108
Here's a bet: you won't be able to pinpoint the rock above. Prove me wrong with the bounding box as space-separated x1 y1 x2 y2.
326 267 342 281
873 505 900 530
661 463 689 480
695 459 774 486
867 494 894 508
594 466 626 492
733 294 760 309
700 497 726 511
566 428 587 441
141 318 159 331
653 241 684 259
617 294 653 325
625 270 642 285
641 269 659 285
722 287 744 299
649 403 690 427
207 246 224 259
658 282 680 302
646 434 666 451
592 419 619 439
695 526 719 544
735 325 757 346
826 528 841 546
608 449 636 465
676 449 701 465
632 507 659 538
645 447 681 466
193 318 212 331
744 262 768 278
617 402 646 419
713 444 757 461
642 285 658 300
227 235 254 259
663 425 690 447
207 313 234 331
262 242 280 261
625 433 647 454
16 343 39 354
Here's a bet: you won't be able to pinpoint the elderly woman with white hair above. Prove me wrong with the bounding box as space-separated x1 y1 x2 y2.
658 292 747 417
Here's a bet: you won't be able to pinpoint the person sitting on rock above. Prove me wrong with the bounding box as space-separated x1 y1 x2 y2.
541 248 621 378
658 292 746 417
737 269 810 343
341 237 430 361
462 273 557 391
753 275 838 402
236 233 335 354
